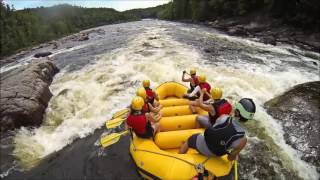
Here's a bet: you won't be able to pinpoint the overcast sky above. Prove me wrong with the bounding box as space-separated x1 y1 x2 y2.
4 0 170 11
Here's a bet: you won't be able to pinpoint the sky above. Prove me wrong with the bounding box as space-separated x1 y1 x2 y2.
3 0 170 11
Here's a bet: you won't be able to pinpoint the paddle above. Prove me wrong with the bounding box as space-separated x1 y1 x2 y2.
112 108 129 119
105 109 130 129
106 117 126 129
100 130 128 148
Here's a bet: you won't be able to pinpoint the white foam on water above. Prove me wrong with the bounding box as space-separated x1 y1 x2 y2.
12 21 319 179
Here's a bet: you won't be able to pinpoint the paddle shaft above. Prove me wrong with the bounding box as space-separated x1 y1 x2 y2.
234 160 238 180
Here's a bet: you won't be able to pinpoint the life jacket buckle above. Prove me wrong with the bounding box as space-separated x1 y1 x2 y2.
195 164 204 173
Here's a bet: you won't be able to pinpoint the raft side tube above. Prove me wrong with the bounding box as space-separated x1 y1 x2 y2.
156 82 188 100
161 105 208 117
160 114 197 131
159 98 190 107
155 129 204 149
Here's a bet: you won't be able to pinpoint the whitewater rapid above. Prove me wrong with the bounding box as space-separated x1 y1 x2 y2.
7 20 319 179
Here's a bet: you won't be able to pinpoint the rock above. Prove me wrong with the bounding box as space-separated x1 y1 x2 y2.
0 59 59 133
34 52 52 58
227 25 248 36
148 36 158 40
78 33 89 41
264 81 320 171
78 35 89 41
261 36 277 45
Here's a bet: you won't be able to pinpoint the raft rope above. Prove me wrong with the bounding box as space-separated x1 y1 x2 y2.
129 130 211 174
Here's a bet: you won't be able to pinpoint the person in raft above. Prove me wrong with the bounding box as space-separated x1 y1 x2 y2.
185 75 211 114
126 96 160 138
142 80 160 107
136 87 162 123
196 87 232 128
182 68 199 93
179 98 256 161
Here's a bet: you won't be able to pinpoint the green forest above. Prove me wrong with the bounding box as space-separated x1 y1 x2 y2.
158 0 320 29
0 3 138 58
1 0 319 58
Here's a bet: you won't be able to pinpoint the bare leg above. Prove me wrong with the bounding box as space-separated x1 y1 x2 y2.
179 141 189 154
189 100 199 114
152 122 160 135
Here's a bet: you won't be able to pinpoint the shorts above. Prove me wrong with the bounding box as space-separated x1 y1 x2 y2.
136 122 154 139
187 133 214 157
187 133 200 150
197 115 212 128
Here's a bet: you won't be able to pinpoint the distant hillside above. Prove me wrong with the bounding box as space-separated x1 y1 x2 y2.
0 3 139 58
124 4 168 19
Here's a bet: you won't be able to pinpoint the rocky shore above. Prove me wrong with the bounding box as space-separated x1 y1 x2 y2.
203 14 320 53
0 59 59 133
265 81 320 173
0 28 105 67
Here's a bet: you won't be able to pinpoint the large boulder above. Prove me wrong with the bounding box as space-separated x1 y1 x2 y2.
34 52 52 58
264 81 320 172
0 59 59 133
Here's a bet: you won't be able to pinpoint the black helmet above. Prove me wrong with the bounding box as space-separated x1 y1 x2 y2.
235 98 256 120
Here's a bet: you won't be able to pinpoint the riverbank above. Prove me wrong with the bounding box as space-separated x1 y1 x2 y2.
201 13 320 54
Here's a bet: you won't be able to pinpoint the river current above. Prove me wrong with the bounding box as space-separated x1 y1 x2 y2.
1 20 319 180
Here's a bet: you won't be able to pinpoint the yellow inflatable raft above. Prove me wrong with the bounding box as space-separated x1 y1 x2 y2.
129 82 234 179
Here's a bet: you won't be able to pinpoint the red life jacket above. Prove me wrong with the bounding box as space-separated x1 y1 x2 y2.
209 99 232 124
141 102 150 114
126 113 147 135
145 87 155 102
198 82 211 101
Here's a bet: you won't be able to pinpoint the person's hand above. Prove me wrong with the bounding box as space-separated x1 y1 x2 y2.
201 88 207 94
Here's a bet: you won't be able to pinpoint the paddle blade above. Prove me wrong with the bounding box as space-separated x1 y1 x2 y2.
112 109 129 119
106 117 125 129
100 131 128 148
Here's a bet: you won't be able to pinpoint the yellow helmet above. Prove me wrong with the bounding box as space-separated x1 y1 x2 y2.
136 87 147 100
198 75 206 83
211 87 222 100
131 96 145 111
190 68 196 75
142 80 150 88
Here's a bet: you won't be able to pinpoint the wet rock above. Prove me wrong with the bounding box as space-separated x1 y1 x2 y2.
34 52 52 58
0 59 59 133
265 81 320 172
78 34 89 41
148 36 158 40
262 36 277 45
204 14 319 53
227 25 248 36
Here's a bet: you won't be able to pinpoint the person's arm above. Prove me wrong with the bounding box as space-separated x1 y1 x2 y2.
189 86 200 97
182 71 191 82
199 89 215 112
227 137 247 161
146 112 158 123
148 103 160 113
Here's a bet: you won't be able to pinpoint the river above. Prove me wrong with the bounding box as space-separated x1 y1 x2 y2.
1 19 319 180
